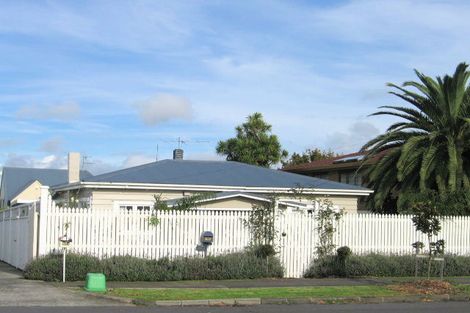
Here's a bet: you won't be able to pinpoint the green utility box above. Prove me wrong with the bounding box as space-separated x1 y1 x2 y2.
84 273 106 292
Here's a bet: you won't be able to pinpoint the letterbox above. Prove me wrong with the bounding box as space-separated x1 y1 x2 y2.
201 231 214 245
59 235 72 248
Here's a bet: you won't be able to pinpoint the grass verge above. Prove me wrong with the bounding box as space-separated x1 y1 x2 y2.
107 286 400 301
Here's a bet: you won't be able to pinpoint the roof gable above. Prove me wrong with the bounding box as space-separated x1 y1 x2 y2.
1 167 93 204
166 191 309 209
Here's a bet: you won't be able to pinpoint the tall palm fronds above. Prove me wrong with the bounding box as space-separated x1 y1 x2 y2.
362 63 470 211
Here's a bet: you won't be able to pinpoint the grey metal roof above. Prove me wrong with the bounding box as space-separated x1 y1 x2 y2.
85 159 369 192
1 167 93 204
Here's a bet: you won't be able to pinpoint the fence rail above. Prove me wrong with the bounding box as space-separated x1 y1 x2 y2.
1 199 470 277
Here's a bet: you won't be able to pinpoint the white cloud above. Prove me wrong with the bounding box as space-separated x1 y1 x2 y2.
325 121 380 154
16 102 81 121
0 139 18 148
122 154 156 168
82 159 118 175
185 152 225 161
3 153 67 169
134 94 192 126
39 137 63 153
0 1 202 52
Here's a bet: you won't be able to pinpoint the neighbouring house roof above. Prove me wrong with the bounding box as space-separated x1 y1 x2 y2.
282 151 387 173
165 191 310 209
55 159 371 195
0 167 93 205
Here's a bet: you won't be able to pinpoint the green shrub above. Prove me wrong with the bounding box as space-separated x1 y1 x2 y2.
336 246 352 261
304 253 470 278
24 250 284 282
252 244 277 259
24 253 101 281
101 256 150 281
335 246 352 277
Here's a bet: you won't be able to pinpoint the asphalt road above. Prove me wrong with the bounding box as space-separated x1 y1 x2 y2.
0 303 469 313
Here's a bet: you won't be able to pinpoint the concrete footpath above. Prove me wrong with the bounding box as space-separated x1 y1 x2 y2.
0 262 129 306
55 277 389 289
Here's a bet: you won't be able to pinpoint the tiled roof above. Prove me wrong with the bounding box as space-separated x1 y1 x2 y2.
282 151 386 173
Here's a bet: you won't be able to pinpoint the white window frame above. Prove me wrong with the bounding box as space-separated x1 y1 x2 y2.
113 201 153 213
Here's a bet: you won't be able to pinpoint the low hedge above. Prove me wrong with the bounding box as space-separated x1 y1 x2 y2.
24 251 284 282
304 253 470 278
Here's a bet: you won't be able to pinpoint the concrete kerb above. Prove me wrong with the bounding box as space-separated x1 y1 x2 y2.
81 291 470 307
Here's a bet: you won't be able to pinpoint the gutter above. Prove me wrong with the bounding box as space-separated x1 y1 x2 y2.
51 181 373 197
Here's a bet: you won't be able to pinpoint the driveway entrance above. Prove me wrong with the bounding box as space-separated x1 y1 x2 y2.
0 262 126 306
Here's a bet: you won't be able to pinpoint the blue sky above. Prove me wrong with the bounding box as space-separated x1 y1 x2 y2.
1 0 469 173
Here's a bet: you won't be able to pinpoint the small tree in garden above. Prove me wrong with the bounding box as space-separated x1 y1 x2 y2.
243 195 279 258
408 192 445 278
315 199 343 258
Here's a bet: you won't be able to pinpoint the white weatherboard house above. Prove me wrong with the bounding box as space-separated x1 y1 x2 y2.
1 152 372 213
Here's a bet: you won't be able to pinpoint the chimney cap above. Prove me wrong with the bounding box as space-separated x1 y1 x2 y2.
173 148 184 160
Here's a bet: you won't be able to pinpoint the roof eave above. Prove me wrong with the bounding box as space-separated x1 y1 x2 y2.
50 181 373 196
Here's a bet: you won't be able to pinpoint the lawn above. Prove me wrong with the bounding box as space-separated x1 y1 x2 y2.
107 286 400 301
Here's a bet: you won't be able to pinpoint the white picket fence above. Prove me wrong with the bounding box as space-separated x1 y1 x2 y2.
2 199 470 277
44 207 252 261
41 205 470 278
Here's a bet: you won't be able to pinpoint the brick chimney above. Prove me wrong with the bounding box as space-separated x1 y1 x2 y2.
68 152 80 183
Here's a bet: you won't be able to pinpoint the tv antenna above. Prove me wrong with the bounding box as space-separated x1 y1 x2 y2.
81 155 94 170
160 137 210 149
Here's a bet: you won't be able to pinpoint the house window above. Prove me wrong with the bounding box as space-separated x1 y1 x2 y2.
340 172 363 186
119 204 151 212
314 173 330 180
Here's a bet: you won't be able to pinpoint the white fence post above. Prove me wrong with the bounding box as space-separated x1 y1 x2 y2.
37 186 50 256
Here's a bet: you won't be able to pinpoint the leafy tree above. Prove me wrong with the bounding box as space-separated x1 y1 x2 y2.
400 190 470 216
315 199 343 258
362 63 470 212
282 148 337 167
243 195 278 247
216 112 288 167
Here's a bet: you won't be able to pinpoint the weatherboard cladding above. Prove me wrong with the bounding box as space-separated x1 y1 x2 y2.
85 159 368 191
1 167 93 203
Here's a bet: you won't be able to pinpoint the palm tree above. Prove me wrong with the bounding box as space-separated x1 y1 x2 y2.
362 63 470 212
